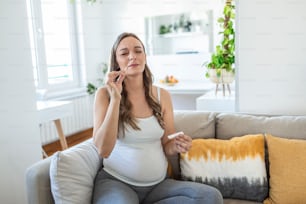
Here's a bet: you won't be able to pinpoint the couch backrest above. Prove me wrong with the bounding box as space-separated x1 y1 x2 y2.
174 111 216 139
215 113 306 140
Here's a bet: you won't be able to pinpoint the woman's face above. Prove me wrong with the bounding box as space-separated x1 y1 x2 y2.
115 36 146 76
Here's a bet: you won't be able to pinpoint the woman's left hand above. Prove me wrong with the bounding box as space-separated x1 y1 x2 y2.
173 134 192 153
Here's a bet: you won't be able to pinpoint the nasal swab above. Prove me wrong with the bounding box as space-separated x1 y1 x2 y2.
168 131 184 139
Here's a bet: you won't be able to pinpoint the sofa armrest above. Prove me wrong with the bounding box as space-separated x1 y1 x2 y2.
26 156 54 204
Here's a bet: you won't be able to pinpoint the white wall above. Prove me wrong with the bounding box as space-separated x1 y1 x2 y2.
237 0 306 115
0 1 42 203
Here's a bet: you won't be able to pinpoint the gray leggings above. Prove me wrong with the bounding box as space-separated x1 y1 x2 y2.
92 169 223 204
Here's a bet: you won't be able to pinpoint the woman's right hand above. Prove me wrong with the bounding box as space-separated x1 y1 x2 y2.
106 70 126 100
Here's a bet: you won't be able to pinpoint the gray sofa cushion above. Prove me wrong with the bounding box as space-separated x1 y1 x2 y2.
216 113 306 140
174 111 216 139
26 157 54 204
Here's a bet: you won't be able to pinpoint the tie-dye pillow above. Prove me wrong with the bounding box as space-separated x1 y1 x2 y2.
180 134 268 202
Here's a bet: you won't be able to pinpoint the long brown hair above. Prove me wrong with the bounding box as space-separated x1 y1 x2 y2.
109 32 164 133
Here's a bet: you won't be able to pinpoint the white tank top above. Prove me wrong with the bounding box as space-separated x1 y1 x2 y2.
103 88 167 186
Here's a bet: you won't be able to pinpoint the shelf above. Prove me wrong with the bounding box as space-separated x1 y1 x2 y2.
145 10 213 55
159 31 206 38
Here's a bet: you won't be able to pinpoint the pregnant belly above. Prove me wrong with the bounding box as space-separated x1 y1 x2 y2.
103 144 168 185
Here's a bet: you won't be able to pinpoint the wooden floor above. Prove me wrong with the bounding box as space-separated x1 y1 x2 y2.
42 128 93 157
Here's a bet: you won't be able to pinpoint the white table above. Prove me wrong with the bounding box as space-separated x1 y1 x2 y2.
37 101 73 150
156 80 214 110
196 91 235 112
156 80 214 95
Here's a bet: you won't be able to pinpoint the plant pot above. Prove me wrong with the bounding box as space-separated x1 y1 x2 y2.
208 69 235 96
208 69 235 84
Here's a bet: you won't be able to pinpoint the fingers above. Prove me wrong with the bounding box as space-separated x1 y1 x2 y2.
116 72 125 84
107 66 128 85
174 135 192 153
107 71 123 84
105 70 126 100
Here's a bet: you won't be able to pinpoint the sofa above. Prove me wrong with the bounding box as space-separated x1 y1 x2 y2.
26 111 306 204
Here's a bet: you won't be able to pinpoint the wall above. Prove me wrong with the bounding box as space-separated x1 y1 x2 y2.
0 1 42 203
237 0 306 115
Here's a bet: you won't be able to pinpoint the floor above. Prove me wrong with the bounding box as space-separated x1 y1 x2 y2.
42 128 93 157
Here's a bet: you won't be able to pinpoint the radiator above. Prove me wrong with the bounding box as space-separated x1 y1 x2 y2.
39 95 94 145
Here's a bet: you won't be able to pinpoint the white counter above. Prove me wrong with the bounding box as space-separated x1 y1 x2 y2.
196 91 235 112
37 100 73 150
37 100 73 124
155 80 214 110
155 80 214 94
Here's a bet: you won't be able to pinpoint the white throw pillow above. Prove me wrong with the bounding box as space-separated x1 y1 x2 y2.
180 134 268 202
50 139 101 204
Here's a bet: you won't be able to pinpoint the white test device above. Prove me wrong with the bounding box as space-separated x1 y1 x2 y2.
167 131 184 139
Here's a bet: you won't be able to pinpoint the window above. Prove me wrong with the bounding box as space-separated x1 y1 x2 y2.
27 0 83 97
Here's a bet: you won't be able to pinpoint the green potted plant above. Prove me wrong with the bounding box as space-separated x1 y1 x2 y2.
204 0 235 94
86 62 108 95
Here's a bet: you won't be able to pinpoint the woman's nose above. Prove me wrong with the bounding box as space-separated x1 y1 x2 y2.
128 53 136 60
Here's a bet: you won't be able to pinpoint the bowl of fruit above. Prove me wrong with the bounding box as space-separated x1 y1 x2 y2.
159 75 179 86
